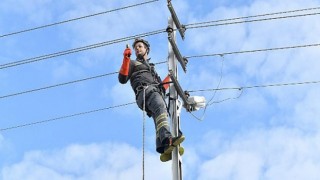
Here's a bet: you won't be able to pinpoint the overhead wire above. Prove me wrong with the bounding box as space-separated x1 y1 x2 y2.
185 11 320 30
0 102 136 132
0 72 118 99
0 28 166 69
2 6 320 131
0 0 159 39
1 41 319 71
1 8 320 70
0 4 316 40
186 43 320 59
1 80 320 132
186 80 320 121
188 80 320 93
185 6 320 27
1 42 319 100
190 56 225 121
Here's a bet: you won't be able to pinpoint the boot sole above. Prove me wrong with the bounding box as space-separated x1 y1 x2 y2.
163 135 185 155
160 146 184 162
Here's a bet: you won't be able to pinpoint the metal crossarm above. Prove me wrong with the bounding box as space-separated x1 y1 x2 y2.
167 26 188 73
167 0 186 40
168 70 193 110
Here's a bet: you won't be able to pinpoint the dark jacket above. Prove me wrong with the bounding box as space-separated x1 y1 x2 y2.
118 58 163 95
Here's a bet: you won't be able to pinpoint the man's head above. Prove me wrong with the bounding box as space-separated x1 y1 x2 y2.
132 38 150 59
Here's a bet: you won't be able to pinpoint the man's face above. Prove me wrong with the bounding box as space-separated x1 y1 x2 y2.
134 42 147 57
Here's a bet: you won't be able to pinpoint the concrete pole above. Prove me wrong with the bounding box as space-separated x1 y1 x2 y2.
168 17 183 180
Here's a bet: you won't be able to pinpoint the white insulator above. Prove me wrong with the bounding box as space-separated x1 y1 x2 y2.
188 96 206 111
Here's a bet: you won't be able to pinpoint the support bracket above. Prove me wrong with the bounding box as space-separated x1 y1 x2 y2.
167 0 186 40
169 70 195 111
167 26 188 73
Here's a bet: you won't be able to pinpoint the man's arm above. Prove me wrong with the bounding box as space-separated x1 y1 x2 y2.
118 47 132 84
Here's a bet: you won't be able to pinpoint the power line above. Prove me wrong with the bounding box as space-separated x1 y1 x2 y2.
0 28 166 69
2 40 318 71
0 3 316 40
1 11 319 70
0 72 118 99
0 0 159 39
186 12 320 30
0 61 166 99
0 102 136 132
188 80 320 93
1 42 319 100
186 43 320 59
2 80 319 132
185 6 320 27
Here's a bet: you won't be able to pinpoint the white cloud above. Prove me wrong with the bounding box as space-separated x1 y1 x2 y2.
199 151 263 180
0 0 54 24
197 128 320 180
1 142 171 180
3 128 320 180
291 87 320 130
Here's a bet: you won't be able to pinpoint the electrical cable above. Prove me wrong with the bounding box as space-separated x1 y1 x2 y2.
188 80 320 93
2 41 318 70
185 12 320 30
186 43 320 59
1 11 319 70
188 80 318 121
206 57 224 106
0 28 166 69
189 89 244 121
185 6 320 27
0 61 166 100
1 42 319 99
2 80 319 132
0 102 136 132
0 0 159 39
0 72 118 99
190 56 225 121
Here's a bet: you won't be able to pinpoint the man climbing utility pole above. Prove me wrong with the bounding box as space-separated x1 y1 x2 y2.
118 38 185 162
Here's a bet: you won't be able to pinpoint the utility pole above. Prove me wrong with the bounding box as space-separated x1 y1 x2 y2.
168 17 183 180
166 1 206 179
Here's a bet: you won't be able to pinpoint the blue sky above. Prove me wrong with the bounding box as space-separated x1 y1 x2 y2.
1 0 320 179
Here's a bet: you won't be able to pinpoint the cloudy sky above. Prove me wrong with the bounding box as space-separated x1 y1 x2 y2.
1 0 320 179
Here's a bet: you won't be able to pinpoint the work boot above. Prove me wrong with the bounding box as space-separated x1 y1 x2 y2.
162 134 185 154
160 146 185 162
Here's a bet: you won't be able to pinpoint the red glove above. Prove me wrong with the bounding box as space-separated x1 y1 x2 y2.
120 48 131 76
123 48 132 57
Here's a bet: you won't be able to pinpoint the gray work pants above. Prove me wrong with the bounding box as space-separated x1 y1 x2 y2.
136 85 172 153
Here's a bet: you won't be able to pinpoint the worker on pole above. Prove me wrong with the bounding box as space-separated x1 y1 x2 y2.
118 38 184 162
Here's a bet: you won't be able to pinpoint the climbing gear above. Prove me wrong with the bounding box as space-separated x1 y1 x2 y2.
132 38 150 54
141 85 148 180
160 146 185 162
130 59 164 95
